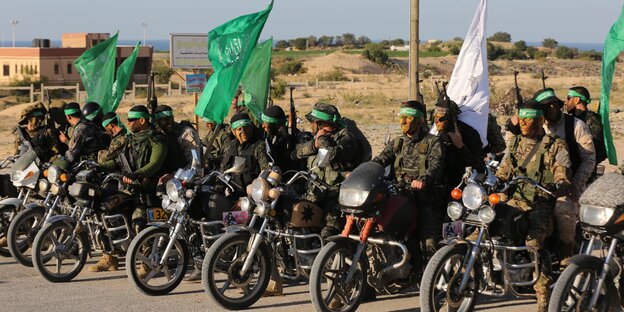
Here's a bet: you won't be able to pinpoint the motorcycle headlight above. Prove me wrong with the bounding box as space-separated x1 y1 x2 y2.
38 179 50 193
166 179 183 202
240 197 252 212
447 202 464 220
254 201 269 217
338 189 370 207
161 196 171 210
462 183 486 210
478 206 496 224
174 200 187 212
251 178 269 203
580 204 614 226
50 183 60 195
47 166 60 183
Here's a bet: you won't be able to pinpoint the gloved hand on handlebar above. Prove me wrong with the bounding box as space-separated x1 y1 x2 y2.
123 172 142 185
545 182 568 198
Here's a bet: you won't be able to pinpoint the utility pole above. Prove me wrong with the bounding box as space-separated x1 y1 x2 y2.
409 0 419 101
10 20 18 48
141 22 148 46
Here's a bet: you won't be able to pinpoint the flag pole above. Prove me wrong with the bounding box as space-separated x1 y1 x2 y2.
409 0 420 101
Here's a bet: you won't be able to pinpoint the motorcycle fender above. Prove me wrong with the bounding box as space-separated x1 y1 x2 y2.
325 235 360 250
225 225 253 235
0 197 23 209
46 215 77 228
568 254 617 277
23 202 45 212
146 221 169 228
439 237 472 247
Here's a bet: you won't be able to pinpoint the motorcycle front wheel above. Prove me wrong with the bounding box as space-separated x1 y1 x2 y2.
309 241 368 312
420 244 479 312
202 232 271 310
32 220 88 283
126 226 189 296
0 203 20 257
549 255 619 312
7 207 45 266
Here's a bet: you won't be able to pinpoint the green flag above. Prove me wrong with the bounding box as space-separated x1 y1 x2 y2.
110 42 140 113
240 38 273 122
194 1 273 123
600 5 623 165
74 32 118 111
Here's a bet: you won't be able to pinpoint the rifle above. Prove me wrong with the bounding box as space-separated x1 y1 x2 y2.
147 71 157 121
540 68 548 89
289 85 297 147
442 81 457 132
513 70 523 108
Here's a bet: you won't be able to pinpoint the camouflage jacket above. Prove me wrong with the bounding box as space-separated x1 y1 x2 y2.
293 126 362 201
100 127 167 180
202 124 233 169
496 134 572 209
98 128 128 164
65 119 109 163
373 130 445 202
14 126 59 162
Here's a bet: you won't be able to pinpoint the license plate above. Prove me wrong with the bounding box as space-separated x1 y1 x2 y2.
442 220 464 239
148 208 169 222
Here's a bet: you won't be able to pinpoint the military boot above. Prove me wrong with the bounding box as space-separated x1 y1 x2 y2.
137 263 149 280
184 263 202 282
0 237 7 247
88 253 118 272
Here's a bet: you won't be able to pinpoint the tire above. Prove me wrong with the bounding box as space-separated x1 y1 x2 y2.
125 226 189 296
420 244 479 312
549 255 620 312
8 207 45 266
202 232 271 310
309 241 368 312
0 204 20 257
32 220 89 283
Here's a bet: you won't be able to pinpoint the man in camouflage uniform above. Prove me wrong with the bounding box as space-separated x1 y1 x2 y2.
154 105 203 179
97 105 168 273
201 117 233 171
566 86 607 169
373 100 445 261
59 102 108 163
98 112 128 164
496 99 571 312
14 102 60 162
535 88 595 260
293 103 365 239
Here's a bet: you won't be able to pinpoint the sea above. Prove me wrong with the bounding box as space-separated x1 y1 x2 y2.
0 40 605 53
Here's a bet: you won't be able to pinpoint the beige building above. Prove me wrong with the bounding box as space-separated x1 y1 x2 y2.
0 33 152 86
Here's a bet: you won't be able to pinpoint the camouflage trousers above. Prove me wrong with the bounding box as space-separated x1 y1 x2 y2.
417 202 442 261
554 197 579 259
526 238 552 312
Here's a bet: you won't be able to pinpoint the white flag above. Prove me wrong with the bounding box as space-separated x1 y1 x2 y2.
447 0 489 147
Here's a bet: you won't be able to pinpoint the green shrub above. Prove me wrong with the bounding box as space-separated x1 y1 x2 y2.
363 43 389 65
316 69 348 81
271 79 287 99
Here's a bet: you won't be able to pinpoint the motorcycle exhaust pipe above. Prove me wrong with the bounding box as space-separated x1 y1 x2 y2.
347 235 409 272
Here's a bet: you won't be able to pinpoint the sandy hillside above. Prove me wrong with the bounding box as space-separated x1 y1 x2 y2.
303 52 387 75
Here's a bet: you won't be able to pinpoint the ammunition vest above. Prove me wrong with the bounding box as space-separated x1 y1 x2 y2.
509 134 556 203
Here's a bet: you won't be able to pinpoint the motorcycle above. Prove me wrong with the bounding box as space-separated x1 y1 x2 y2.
126 151 237 296
7 161 82 267
549 173 624 311
308 161 420 312
201 149 329 310
0 149 43 257
419 164 560 312
31 164 138 283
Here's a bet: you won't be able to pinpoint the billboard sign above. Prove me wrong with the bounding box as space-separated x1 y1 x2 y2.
186 74 207 93
170 33 211 69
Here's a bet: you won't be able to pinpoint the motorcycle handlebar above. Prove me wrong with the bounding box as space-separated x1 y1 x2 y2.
500 175 554 197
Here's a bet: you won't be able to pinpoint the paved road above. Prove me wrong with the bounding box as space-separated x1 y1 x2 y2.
0 255 537 312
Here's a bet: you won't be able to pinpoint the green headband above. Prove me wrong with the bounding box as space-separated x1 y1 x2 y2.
30 111 45 117
231 119 252 130
310 109 337 122
155 110 174 119
398 107 424 118
127 111 151 120
568 90 591 104
535 90 557 103
84 108 101 121
64 108 80 115
261 113 285 124
519 108 543 119
102 115 118 127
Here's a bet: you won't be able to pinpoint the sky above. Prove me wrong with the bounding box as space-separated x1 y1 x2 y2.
0 0 621 44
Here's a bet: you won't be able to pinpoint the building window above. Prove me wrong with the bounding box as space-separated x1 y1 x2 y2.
67 64 72 74
14 64 17 74
92 40 98 47
54 63 60 75
34 65 38 74
3 65 9 76
20 65 24 74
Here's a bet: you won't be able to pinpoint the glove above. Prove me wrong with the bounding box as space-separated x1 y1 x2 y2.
125 172 142 181
545 183 565 198
505 117 521 135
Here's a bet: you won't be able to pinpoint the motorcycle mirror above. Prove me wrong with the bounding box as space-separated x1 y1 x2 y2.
224 156 246 174
316 148 330 168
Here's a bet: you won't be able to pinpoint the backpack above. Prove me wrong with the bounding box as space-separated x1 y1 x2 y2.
342 117 372 164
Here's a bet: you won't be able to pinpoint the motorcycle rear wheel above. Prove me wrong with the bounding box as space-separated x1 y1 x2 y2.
309 241 368 312
126 226 189 296
8 207 44 266
32 220 88 283
420 244 479 312
202 232 271 310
